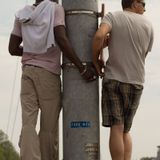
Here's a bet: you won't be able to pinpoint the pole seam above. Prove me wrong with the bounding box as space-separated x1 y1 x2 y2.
65 8 104 17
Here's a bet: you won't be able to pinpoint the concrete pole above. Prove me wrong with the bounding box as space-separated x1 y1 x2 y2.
62 0 102 160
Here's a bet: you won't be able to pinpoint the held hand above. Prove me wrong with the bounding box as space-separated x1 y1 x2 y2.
80 65 98 82
93 60 105 78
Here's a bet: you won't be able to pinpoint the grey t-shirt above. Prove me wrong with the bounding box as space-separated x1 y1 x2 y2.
101 11 154 85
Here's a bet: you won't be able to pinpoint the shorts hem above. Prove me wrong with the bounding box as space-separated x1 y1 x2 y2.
102 115 124 127
102 116 131 133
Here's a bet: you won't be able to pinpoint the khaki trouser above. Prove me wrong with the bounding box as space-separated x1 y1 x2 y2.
19 65 61 160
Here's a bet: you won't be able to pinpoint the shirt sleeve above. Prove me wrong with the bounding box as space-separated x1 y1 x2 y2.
101 12 113 29
54 4 65 27
147 25 154 52
11 17 22 37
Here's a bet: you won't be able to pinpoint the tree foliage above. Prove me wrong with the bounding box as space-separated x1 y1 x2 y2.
0 130 20 160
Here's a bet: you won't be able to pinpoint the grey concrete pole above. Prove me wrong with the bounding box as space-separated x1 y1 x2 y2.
62 0 102 160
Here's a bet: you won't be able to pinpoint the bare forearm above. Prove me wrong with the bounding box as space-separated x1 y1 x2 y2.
92 36 103 64
9 46 23 56
92 23 110 63
8 34 23 56
56 36 84 72
92 32 106 77
54 26 97 81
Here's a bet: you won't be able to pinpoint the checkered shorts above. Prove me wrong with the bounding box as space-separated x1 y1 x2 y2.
102 79 143 132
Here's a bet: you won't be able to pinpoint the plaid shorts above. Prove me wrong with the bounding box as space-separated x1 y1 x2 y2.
102 79 143 132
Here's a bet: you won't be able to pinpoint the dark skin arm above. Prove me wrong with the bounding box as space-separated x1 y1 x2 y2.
8 34 23 56
54 25 97 81
54 25 84 72
8 25 96 81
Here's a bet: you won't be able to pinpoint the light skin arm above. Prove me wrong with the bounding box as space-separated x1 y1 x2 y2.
92 23 111 77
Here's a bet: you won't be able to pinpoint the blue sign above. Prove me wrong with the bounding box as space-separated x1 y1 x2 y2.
70 121 91 128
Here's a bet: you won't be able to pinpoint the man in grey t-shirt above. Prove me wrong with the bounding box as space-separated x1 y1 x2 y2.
92 0 153 159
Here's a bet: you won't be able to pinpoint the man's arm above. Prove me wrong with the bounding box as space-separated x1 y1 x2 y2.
8 34 23 56
92 23 111 77
54 25 96 81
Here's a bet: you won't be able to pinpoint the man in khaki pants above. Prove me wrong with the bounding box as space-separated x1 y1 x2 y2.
8 0 96 160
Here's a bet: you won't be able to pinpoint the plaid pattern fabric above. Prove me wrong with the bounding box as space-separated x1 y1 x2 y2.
102 79 143 132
